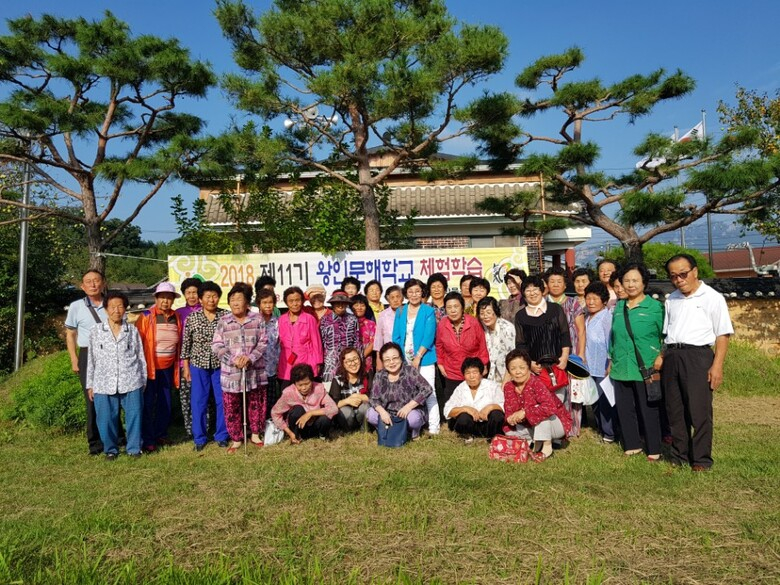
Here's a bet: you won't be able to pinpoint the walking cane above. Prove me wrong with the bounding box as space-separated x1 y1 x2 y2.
241 367 248 457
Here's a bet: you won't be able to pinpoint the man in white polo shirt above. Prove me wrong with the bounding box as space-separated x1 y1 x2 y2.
65 269 107 455
661 254 733 471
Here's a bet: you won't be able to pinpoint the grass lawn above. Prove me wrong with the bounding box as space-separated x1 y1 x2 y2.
0 342 778 584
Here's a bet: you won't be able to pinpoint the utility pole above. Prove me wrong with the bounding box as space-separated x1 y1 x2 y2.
14 132 32 371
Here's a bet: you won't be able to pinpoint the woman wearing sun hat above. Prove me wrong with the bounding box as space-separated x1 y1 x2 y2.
303 284 331 322
135 281 182 452
319 290 360 388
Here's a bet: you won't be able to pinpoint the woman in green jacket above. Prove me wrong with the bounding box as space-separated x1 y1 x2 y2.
609 263 664 461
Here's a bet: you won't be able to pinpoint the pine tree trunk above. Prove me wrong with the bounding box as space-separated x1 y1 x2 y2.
85 221 106 274
358 169 381 251
621 239 644 264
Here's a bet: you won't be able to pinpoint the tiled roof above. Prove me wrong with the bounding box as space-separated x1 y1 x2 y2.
201 180 570 225
705 247 780 276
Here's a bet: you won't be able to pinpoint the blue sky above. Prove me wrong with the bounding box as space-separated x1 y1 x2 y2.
3 0 779 252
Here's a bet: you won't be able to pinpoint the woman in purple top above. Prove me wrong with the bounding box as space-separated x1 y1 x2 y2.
367 342 433 440
319 290 360 384
212 282 267 454
175 277 202 438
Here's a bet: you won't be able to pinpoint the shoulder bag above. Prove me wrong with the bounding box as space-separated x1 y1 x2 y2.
622 302 662 402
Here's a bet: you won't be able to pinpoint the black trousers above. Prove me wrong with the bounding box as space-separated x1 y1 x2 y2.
437 376 461 420
78 348 103 454
613 379 662 455
662 346 715 468
447 410 505 439
287 405 332 440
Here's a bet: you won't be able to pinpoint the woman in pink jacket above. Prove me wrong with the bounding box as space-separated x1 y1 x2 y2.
277 286 323 388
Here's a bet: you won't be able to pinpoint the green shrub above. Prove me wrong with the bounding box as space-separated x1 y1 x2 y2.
3 351 85 431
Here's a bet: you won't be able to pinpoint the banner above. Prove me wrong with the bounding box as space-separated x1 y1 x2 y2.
168 247 528 307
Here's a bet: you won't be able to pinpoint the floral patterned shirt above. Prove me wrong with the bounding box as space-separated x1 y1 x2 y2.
319 312 359 382
86 321 147 395
483 317 516 384
549 295 583 355
181 309 228 370
357 316 376 372
370 364 432 419
259 314 281 378
212 311 268 393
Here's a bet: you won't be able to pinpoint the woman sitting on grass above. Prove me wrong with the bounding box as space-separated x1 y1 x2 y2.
212 282 268 454
502 349 572 460
329 347 372 431
367 342 433 441
442 357 504 442
271 363 339 444
86 292 146 460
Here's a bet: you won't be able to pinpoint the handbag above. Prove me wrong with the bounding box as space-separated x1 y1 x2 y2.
622 302 663 402
263 419 285 446
570 376 599 406
489 434 532 463
537 364 569 393
377 414 409 448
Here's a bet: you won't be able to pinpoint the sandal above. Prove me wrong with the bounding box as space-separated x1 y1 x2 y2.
251 440 264 448
226 446 239 454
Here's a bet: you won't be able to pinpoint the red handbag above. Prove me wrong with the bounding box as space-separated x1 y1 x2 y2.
489 434 532 463
537 365 569 392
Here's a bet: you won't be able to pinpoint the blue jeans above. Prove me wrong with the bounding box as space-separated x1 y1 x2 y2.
94 388 143 455
143 367 174 447
190 366 229 445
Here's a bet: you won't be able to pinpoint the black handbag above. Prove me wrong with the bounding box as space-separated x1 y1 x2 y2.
622 302 663 402
376 414 409 448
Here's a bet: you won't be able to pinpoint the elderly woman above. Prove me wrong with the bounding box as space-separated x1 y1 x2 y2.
597 259 620 310
212 282 268 454
364 279 385 316
350 293 376 372
136 282 182 452
435 291 490 416
513 275 572 394
572 268 592 310
499 268 526 322
609 262 664 461
278 286 323 388
584 281 616 444
477 296 515 385
303 284 331 322
392 278 439 434
86 292 146 460
503 349 572 459
426 272 448 323
175 277 202 439
368 342 433 441
256 288 281 418
272 363 339 443
320 290 360 386
373 285 404 370
465 277 491 317
329 347 373 431
443 357 504 441
181 280 230 451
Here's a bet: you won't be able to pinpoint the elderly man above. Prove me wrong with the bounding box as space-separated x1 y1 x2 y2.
661 254 733 471
65 269 108 455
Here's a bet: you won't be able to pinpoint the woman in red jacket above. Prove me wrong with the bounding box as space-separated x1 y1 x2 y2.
503 349 572 459
435 291 489 419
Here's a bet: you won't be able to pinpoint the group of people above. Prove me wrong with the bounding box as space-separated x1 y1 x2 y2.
66 252 732 470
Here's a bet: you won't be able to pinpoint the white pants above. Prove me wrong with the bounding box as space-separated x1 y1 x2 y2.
508 415 565 442
419 364 439 434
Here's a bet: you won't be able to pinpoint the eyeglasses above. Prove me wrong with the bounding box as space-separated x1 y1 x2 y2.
383 355 401 363
343 357 361 365
669 270 693 281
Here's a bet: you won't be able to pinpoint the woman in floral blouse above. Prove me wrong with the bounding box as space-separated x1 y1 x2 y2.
319 290 359 386
256 288 281 417
367 342 433 440
503 349 572 460
181 280 230 451
329 347 373 431
350 294 376 372
477 296 516 385
86 292 146 460
212 282 268 454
